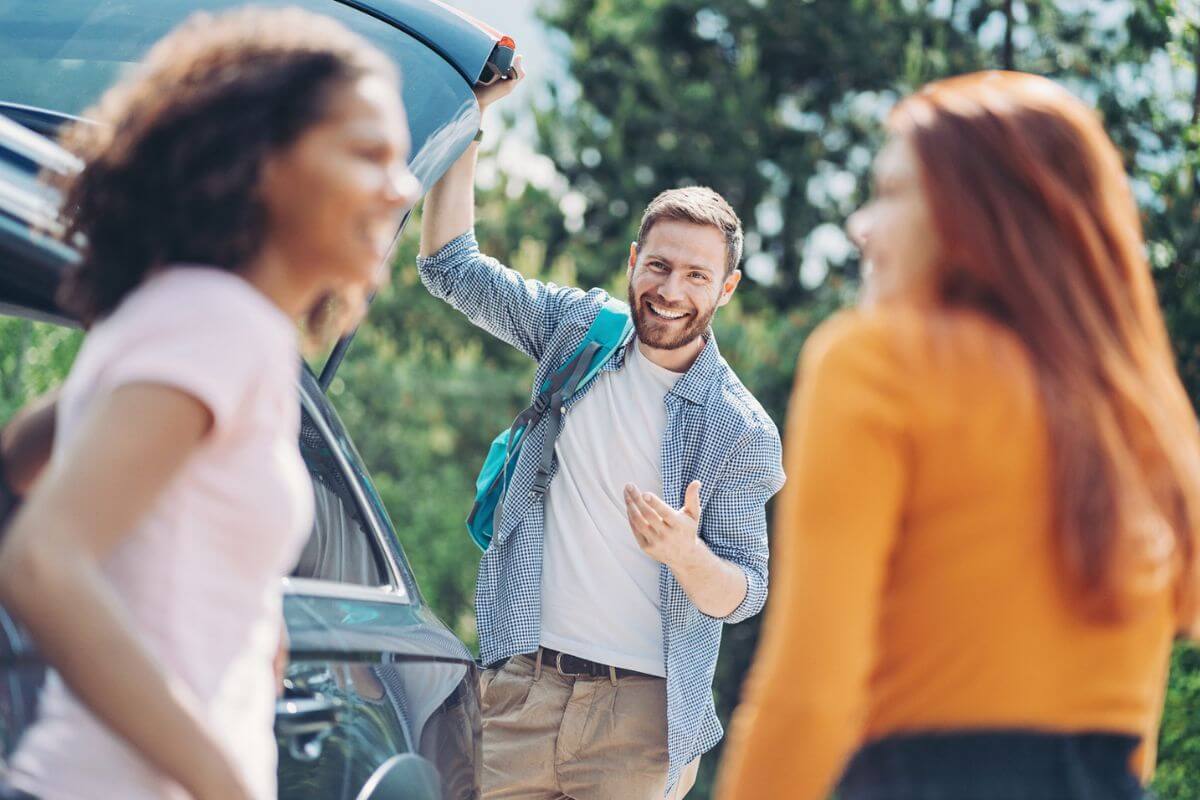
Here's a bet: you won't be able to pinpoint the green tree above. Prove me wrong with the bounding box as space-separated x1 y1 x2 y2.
0 318 80 418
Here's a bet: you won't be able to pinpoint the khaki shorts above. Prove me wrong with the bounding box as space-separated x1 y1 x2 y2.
479 653 699 800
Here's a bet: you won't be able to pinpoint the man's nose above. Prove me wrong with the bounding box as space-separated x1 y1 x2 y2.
658 272 687 304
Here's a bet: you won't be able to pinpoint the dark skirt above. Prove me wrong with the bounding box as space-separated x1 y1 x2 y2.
838 730 1149 800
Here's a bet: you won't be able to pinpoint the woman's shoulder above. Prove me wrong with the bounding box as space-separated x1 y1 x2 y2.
103 266 296 348
806 306 909 348
802 307 924 372
72 267 300 435
145 266 289 320
801 306 1031 399
83 266 299 389
808 306 1022 359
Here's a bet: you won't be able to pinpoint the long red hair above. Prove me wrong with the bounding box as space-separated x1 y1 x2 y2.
890 71 1200 625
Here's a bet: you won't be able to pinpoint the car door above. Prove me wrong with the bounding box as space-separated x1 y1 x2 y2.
274 373 481 800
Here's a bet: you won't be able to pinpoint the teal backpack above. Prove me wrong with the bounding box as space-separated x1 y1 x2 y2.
467 299 634 551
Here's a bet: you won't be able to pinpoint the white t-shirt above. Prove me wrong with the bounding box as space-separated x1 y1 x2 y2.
10 267 313 800
540 339 681 677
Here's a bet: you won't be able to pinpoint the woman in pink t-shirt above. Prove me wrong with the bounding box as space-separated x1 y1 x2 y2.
0 8 420 800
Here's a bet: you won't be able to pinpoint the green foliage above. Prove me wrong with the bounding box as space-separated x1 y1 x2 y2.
0 317 81 418
1157 643 1200 799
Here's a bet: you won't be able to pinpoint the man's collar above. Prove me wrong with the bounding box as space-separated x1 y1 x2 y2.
668 332 721 405
612 330 722 405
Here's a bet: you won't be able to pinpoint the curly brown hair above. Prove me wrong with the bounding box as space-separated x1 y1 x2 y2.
55 6 397 326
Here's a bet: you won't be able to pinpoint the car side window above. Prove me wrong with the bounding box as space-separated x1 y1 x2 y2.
293 408 389 588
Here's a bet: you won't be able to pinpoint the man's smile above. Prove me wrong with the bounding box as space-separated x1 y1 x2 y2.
645 300 689 320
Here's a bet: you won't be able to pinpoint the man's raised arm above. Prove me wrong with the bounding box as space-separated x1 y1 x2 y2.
415 57 595 363
420 57 523 257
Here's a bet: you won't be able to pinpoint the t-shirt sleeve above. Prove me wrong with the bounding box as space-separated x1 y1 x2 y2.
95 299 282 441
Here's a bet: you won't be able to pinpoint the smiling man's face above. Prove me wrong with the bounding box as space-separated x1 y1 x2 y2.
626 218 740 352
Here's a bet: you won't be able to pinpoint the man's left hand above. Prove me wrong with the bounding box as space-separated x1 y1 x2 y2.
624 480 703 567
475 54 525 113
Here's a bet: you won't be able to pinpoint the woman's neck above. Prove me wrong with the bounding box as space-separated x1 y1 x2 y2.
239 247 324 322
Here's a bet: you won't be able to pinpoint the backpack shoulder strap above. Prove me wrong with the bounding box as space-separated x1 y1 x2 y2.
526 299 634 496
579 298 634 387
541 298 634 397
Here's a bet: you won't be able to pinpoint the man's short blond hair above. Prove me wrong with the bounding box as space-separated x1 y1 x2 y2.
636 186 743 276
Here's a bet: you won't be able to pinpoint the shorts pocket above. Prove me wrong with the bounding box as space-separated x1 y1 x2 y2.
481 660 536 720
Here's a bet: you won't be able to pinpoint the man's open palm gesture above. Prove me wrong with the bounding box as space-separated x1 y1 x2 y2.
624 480 702 567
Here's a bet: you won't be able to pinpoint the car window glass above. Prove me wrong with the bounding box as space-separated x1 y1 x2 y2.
292 407 390 588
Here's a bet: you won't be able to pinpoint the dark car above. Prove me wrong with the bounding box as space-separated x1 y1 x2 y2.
0 2 514 798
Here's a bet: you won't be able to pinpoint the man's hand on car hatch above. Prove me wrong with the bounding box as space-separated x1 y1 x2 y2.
475 54 525 113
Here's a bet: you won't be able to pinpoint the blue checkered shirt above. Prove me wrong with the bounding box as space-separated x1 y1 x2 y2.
418 231 785 793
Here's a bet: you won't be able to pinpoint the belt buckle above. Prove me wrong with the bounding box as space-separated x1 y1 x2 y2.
555 651 586 678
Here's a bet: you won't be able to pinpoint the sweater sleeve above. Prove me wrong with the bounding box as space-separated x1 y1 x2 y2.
715 312 910 800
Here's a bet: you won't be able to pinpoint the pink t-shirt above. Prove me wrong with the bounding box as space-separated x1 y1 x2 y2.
9 267 314 800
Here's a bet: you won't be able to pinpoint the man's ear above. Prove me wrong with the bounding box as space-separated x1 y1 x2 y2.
716 269 742 308
628 242 638 275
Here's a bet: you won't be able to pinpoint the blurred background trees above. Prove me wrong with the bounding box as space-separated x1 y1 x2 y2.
1 2 1196 798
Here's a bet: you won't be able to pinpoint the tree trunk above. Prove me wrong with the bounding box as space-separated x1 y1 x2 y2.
1191 25 1199 198
1002 0 1015 70
1 320 32 407
1192 25 1199 127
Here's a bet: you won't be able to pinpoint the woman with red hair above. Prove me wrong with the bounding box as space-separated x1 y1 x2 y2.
716 71 1200 799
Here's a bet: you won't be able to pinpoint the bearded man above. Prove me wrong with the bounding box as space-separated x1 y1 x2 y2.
416 64 784 800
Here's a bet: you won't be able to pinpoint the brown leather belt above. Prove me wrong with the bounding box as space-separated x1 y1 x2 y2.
535 646 657 681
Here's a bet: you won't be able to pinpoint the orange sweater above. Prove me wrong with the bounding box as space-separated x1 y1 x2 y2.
716 308 1178 800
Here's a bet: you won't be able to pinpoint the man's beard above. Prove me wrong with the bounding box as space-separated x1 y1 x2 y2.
626 284 717 351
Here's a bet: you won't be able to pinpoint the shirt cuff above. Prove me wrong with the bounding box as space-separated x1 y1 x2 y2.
705 563 766 624
416 230 480 270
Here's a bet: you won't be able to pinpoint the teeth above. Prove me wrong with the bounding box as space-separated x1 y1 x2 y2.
647 301 686 320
